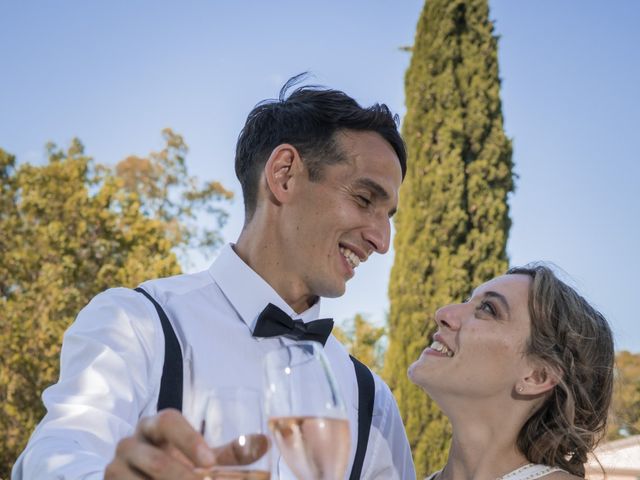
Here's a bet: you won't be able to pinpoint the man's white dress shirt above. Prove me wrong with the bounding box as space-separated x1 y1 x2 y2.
13 244 415 479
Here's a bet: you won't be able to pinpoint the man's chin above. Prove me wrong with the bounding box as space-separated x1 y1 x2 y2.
319 283 347 299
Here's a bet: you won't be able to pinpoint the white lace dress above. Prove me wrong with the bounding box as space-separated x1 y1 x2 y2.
425 463 567 480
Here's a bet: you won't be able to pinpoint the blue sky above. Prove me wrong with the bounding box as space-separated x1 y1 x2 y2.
1 1 638 352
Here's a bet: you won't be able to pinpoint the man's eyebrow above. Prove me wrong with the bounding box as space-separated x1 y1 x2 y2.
354 178 397 217
354 178 389 199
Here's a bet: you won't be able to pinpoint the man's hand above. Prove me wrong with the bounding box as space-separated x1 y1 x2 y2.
212 432 270 467
105 409 214 479
105 409 270 479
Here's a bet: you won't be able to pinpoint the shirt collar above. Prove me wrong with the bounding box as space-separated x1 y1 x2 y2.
208 244 322 333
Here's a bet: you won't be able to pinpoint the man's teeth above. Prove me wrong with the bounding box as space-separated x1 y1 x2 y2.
339 247 361 268
430 340 454 357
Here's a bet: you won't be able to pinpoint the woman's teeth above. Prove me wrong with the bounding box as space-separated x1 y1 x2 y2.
340 246 360 268
430 340 454 357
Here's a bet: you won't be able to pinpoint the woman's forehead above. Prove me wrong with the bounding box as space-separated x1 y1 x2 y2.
474 274 532 308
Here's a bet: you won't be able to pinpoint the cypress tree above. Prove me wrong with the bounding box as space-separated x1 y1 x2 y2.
384 0 513 476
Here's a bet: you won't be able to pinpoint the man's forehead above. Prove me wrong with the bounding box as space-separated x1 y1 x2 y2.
337 130 398 160
331 130 402 194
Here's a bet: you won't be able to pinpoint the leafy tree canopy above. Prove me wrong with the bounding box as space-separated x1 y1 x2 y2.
334 314 386 374
608 351 640 439
384 0 513 475
0 131 232 475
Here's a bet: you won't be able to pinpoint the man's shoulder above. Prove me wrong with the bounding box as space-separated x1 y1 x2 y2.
82 286 146 313
79 269 203 312
139 269 215 305
67 286 166 360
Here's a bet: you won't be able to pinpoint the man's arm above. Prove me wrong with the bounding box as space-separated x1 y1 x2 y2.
12 288 207 479
363 376 416 480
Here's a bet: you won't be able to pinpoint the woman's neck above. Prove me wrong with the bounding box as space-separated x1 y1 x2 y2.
437 400 531 480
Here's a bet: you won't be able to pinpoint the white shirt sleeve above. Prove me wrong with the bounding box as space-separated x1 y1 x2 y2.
363 375 416 480
12 288 165 480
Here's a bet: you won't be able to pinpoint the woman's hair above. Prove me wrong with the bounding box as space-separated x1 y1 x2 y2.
507 264 615 477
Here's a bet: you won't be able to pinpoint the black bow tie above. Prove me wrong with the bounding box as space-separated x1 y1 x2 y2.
252 303 334 347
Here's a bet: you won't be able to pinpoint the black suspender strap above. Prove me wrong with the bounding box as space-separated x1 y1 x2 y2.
133 287 374 476
135 287 183 412
349 355 375 480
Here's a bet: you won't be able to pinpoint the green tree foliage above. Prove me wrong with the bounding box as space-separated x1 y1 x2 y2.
384 0 513 475
334 314 386 374
0 133 231 476
608 351 640 439
115 128 232 260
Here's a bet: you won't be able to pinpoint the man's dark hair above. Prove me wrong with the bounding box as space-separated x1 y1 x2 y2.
234 73 407 220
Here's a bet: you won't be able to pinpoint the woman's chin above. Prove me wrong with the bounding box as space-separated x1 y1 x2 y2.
407 358 436 389
407 362 418 383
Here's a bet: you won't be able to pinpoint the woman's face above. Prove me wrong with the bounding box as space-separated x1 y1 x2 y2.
408 274 534 400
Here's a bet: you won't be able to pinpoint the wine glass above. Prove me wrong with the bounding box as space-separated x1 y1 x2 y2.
194 387 271 480
263 341 351 480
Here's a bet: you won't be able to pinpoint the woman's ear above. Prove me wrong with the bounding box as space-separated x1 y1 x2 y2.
517 362 561 396
263 144 304 204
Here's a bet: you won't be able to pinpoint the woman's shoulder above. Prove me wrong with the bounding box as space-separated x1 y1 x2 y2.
421 465 582 480
543 471 583 480
507 464 583 480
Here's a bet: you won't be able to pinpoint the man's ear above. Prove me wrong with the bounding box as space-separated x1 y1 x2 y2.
517 361 561 396
263 144 305 204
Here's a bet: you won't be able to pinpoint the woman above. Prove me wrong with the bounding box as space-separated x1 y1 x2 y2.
408 264 614 480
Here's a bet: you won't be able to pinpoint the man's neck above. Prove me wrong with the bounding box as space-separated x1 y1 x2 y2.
234 227 317 314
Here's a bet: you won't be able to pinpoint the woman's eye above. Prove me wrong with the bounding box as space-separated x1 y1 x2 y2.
478 301 496 316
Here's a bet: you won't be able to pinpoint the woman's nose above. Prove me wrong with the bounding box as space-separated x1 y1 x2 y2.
435 303 462 331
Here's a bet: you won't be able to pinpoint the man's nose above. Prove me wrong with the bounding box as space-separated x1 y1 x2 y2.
363 214 391 254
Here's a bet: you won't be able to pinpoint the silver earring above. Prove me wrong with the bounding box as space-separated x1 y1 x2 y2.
517 386 524 393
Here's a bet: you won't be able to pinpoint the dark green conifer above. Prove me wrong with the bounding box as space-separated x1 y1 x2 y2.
384 1 513 475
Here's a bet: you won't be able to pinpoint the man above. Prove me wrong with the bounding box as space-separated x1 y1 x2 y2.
13 76 415 479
